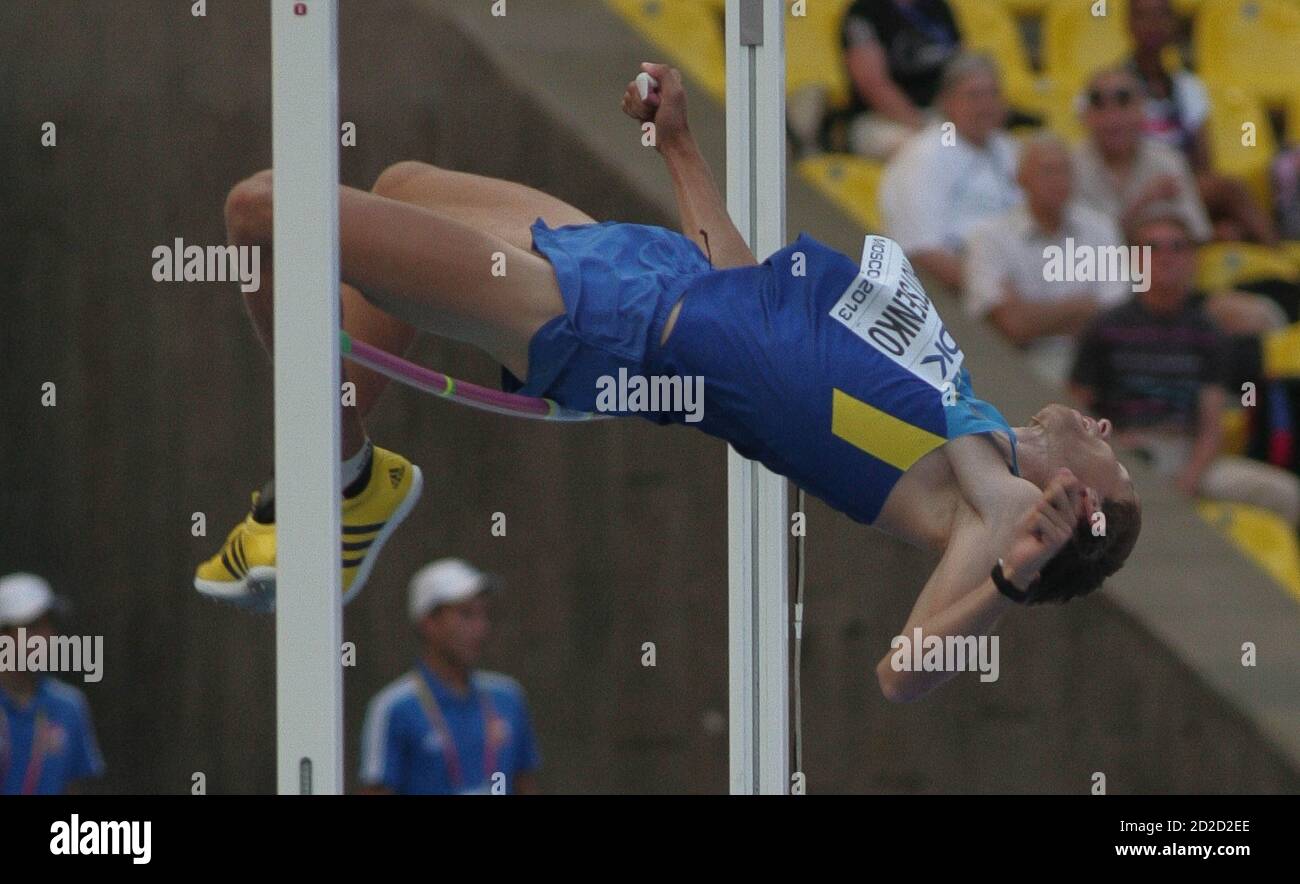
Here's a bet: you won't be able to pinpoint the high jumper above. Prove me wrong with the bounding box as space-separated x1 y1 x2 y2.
195 63 1140 702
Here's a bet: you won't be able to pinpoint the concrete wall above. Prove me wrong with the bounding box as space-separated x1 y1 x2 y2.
0 0 1295 793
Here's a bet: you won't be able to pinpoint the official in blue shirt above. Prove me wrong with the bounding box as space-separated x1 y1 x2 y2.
0 573 105 795
359 559 540 795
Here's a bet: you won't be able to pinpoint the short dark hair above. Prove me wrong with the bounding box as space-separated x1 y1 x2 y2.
1030 496 1142 604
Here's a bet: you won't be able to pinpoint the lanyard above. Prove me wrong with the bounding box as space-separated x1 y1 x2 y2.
0 706 51 795
413 670 501 792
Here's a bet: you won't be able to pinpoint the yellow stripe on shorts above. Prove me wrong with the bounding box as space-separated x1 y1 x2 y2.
831 388 946 473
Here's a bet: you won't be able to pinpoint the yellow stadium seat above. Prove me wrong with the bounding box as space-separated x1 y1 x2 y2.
1196 242 1298 291
1193 0 1300 108
785 0 854 110
1197 501 1300 602
950 0 1058 118
1283 241 1300 273
797 153 885 233
999 0 1055 16
1263 321 1300 379
606 0 727 103
1039 0 1200 15
1220 407 1251 455
1042 0 1133 100
1204 87 1278 213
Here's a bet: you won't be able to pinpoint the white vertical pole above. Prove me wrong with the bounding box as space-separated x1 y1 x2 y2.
726 0 790 795
271 0 343 795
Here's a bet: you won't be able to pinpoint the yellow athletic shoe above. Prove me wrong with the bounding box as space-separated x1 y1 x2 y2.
193 446 424 611
339 447 423 605
193 487 280 609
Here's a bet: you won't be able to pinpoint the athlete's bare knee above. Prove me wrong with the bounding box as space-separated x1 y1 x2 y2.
372 160 436 199
225 169 274 245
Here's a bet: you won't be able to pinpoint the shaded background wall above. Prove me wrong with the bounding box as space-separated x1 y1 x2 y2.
1 0 1296 794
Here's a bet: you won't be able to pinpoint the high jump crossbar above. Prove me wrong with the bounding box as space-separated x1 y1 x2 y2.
270 0 791 795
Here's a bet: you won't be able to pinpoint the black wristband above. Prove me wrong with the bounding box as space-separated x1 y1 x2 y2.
992 559 1037 604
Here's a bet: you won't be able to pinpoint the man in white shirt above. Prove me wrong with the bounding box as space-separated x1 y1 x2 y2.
965 134 1130 384
879 52 1023 291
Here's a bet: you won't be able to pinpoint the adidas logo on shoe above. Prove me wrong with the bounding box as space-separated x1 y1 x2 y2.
389 465 404 489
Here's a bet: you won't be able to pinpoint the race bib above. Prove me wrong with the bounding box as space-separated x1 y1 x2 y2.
828 235 964 392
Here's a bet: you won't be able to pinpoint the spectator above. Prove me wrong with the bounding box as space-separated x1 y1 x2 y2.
880 52 1022 291
964 133 1130 384
1126 0 1277 244
0 573 105 795
840 0 962 160
1070 215 1299 526
1073 67 1214 243
359 558 540 795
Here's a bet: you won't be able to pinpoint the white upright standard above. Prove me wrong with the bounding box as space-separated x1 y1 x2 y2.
271 0 344 795
726 0 790 795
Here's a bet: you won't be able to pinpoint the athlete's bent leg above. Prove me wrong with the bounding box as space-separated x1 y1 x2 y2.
224 169 566 384
227 171 386 458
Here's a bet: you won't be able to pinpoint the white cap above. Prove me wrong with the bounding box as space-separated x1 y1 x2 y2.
0 573 64 628
408 559 497 623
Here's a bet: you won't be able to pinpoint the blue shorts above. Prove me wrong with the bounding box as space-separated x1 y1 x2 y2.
502 219 714 414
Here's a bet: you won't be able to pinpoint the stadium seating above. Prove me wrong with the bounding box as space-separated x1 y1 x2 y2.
786 0 855 115
1003 0 1201 20
999 0 1054 16
1204 86 1279 213
1196 242 1299 291
796 153 886 233
1197 501 1300 601
784 1 855 155
1220 407 1252 455
607 0 727 102
949 0 1058 120
1264 322 1300 379
1283 242 1300 274
1042 0 1132 102
1193 0 1300 109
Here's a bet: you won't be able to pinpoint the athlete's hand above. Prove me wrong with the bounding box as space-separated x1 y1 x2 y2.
621 62 690 153
1001 469 1088 592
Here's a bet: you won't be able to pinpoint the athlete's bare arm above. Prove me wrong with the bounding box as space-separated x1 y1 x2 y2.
877 467 1087 702
621 63 756 269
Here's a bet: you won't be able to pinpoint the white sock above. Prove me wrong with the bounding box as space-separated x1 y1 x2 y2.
341 437 373 490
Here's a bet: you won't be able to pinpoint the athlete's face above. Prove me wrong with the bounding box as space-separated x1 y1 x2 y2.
422 595 491 669
1030 404 1132 505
